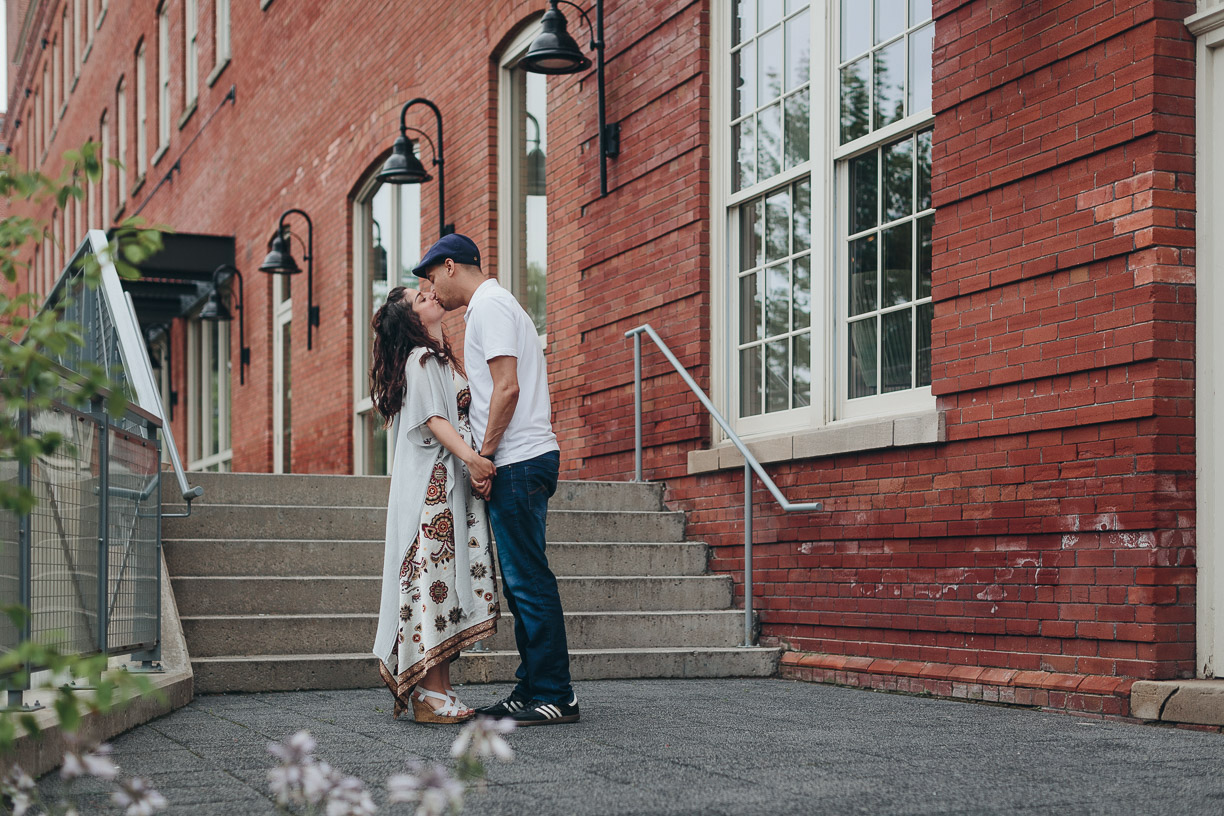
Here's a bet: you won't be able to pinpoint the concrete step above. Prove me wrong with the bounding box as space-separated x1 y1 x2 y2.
166 473 665 513
163 539 710 578
179 610 750 657
191 646 782 693
162 506 686 543
170 575 734 616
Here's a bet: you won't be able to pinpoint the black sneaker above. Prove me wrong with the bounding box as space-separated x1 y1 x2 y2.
474 691 532 718
511 695 580 726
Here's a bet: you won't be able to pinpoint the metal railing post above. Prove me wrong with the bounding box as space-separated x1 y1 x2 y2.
96 403 110 656
9 397 33 708
633 331 643 482
743 462 754 647
624 323 823 652
143 425 163 667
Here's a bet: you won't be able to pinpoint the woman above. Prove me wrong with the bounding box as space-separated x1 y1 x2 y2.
370 284 499 723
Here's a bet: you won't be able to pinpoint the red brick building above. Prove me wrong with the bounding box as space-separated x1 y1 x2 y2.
6 0 1224 710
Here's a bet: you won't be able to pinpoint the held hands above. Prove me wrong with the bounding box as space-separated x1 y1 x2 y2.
465 451 496 500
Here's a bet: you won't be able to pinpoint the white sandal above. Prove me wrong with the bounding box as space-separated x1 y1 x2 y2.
411 687 474 724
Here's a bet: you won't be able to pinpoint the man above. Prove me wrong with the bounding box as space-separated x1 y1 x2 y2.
412 233 578 726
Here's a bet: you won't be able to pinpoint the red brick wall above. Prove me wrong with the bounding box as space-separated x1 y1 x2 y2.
3 0 1201 681
568 0 1198 682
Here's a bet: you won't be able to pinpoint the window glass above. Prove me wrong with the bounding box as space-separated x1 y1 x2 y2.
736 178 812 416
845 129 934 399
840 0 933 146
732 0 810 193
504 63 549 335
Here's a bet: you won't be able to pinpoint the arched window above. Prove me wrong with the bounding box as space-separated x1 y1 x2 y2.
499 18 549 338
351 169 421 475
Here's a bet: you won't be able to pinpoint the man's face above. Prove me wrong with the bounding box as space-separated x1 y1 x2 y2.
426 260 461 310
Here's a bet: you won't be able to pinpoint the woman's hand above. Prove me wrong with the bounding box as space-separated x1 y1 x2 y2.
464 451 497 484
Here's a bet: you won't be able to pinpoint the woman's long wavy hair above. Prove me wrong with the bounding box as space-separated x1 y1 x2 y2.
369 286 462 426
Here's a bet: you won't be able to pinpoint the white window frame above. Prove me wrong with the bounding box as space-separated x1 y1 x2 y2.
498 16 548 345
157 6 171 153
351 173 422 475
1191 0 1224 677
213 0 231 76
712 0 935 442
100 110 111 225
74 0 83 72
135 44 148 173
273 273 293 474
117 76 129 207
186 318 233 472
51 36 60 119
60 11 70 106
184 0 198 108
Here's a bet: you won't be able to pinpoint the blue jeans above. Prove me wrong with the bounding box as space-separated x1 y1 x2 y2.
487 450 572 704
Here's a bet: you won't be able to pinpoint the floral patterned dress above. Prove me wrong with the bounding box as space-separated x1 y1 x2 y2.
376 362 499 717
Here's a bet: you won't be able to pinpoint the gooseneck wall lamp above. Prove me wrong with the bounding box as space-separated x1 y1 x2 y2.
378 98 455 238
520 0 620 197
259 208 320 350
199 263 252 385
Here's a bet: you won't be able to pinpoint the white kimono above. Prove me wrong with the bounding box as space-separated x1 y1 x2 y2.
372 349 498 709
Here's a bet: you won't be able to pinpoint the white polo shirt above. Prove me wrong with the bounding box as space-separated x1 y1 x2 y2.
463 279 559 466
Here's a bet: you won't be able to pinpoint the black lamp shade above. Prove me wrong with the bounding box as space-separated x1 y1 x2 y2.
378 135 432 185
520 6 591 74
260 235 302 275
199 289 233 322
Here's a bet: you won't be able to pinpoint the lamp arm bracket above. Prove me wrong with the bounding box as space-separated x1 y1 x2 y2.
555 0 597 48
400 125 437 160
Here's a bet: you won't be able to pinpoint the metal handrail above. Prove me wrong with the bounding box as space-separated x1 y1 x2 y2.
625 323 823 647
47 231 203 514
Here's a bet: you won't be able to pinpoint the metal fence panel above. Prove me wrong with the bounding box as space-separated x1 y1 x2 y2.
27 407 101 655
105 426 160 653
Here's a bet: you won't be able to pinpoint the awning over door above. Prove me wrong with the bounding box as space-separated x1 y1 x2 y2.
120 232 236 327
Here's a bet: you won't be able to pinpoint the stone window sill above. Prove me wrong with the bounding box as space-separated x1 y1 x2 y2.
178 100 198 130
206 56 230 88
687 410 945 474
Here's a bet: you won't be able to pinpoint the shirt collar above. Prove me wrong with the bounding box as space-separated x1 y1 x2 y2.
463 278 500 322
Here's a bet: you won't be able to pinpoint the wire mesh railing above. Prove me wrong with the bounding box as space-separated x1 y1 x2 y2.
1 230 188 707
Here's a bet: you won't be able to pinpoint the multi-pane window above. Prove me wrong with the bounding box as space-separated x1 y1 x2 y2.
158 8 170 149
100 110 111 225
730 1 812 424
74 0 82 71
118 77 129 206
732 1 810 192
501 46 549 336
725 0 934 430
737 179 812 416
215 0 231 66
136 44 147 172
61 12 70 101
185 0 198 106
838 0 933 409
52 38 60 116
187 319 233 472
354 179 421 475
845 129 933 398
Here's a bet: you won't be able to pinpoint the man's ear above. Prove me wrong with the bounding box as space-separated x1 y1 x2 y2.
444 258 457 278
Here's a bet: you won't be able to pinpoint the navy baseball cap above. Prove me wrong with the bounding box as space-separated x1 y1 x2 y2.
411 233 481 278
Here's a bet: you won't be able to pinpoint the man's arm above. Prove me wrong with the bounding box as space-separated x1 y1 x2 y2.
480 355 520 460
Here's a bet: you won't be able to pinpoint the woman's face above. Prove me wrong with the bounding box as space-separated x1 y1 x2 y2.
411 283 445 325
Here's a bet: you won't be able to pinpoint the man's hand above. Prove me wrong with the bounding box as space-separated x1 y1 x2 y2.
471 475 493 500
463 451 497 484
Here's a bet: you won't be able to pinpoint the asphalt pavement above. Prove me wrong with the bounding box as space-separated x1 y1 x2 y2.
35 678 1224 815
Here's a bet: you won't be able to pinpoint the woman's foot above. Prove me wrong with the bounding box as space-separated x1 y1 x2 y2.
411 686 474 724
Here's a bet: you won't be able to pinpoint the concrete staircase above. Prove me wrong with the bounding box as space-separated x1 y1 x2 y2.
162 472 779 693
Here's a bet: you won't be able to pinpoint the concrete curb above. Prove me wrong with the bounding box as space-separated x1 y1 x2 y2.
1131 680 1224 726
3 554 194 777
